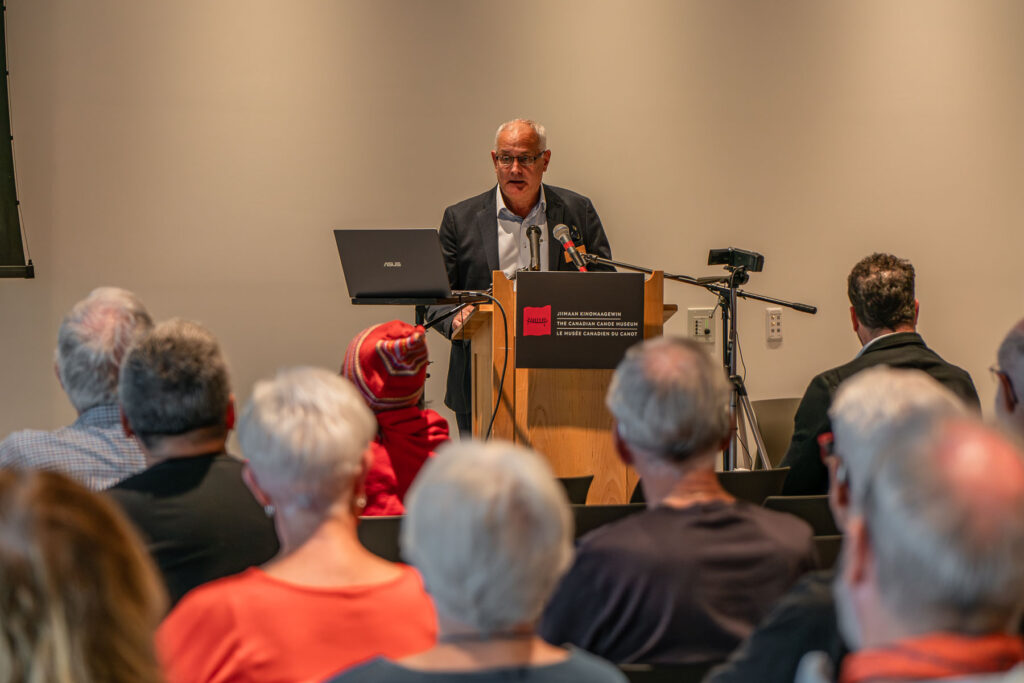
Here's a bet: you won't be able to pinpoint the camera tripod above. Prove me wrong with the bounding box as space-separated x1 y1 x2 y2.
583 251 817 471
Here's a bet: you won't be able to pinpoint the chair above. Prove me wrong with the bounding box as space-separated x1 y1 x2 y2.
814 534 843 569
631 468 791 505
762 495 840 536
356 515 403 562
557 474 595 505
750 397 802 467
717 468 790 504
618 661 720 683
572 504 646 539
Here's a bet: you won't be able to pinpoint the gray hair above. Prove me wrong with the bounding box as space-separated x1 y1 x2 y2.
829 367 967 503
606 337 731 463
118 319 230 447
998 319 1024 393
494 119 547 151
55 287 153 413
238 367 376 512
864 417 1024 633
401 441 573 634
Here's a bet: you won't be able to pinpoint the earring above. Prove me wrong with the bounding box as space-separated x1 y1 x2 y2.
263 504 276 518
355 495 367 510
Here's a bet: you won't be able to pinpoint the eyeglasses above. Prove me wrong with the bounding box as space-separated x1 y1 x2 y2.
495 151 546 168
990 365 1019 405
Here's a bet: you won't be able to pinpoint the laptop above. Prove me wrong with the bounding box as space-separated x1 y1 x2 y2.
334 229 454 300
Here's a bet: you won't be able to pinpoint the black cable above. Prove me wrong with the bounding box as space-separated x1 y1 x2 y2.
478 292 508 441
448 291 508 441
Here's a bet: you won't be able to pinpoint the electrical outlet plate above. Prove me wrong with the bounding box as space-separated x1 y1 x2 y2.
766 307 783 341
687 307 715 343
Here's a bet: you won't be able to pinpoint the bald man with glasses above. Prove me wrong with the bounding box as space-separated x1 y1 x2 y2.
426 118 614 436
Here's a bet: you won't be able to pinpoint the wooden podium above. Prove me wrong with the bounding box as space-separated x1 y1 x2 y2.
461 271 676 504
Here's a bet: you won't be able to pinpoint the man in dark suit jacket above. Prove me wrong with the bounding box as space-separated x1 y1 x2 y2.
780 253 980 495
428 119 613 434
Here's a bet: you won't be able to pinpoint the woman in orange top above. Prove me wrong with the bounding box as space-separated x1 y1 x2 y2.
157 367 437 683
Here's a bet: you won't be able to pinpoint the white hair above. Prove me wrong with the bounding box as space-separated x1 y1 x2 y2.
494 119 547 151
863 417 1024 633
606 337 731 463
401 440 573 634
238 367 376 513
55 287 153 413
829 367 968 504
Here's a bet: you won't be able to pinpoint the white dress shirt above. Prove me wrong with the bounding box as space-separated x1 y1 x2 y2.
496 186 548 278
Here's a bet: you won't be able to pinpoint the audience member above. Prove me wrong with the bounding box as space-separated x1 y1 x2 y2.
158 367 436 683
539 336 816 665
782 252 980 495
0 470 166 683
708 367 968 683
798 417 1024 683
106 319 279 605
329 441 626 683
995 318 1024 438
0 286 151 489
341 320 449 515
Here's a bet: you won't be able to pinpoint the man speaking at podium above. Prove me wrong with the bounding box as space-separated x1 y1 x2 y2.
432 118 614 436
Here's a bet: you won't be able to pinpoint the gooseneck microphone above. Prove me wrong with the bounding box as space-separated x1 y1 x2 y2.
527 225 541 271
552 224 588 272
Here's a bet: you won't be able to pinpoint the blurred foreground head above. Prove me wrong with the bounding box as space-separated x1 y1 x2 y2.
834 416 1024 649
402 441 573 634
0 470 165 683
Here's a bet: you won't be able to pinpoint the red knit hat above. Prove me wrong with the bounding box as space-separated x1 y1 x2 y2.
342 320 429 411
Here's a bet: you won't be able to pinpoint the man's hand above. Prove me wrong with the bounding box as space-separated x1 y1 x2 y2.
451 304 476 336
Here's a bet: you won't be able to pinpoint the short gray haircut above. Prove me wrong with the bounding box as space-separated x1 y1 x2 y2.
118 319 230 447
238 367 376 512
494 119 547 151
606 337 731 463
998 318 1024 393
402 441 573 634
864 417 1024 632
829 367 967 503
55 287 153 413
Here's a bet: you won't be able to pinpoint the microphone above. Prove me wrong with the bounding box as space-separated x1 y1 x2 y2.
552 224 588 272
527 225 541 271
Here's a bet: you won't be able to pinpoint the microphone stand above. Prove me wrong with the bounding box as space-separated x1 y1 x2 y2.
582 253 817 471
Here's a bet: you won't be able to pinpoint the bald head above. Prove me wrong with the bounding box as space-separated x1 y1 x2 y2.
864 417 1024 633
996 319 1024 433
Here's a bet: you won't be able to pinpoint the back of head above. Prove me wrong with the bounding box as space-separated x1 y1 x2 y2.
829 367 968 502
864 417 1024 634
0 470 165 683
606 336 731 464
238 367 377 513
402 441 573 634
118 319 231 448
341 320 429 412
56 287 153 413
847 253 916 330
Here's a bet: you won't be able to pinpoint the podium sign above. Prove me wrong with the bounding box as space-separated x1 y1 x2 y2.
516 272 644 369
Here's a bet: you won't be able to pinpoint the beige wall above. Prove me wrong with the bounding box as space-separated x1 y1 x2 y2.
2 1 1022 441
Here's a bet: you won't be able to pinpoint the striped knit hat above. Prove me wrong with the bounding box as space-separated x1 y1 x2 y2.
341 320 429 411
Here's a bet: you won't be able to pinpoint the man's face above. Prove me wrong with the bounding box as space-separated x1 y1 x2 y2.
491 123 550 215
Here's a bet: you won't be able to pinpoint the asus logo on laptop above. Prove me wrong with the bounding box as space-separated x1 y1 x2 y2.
383 261 402 268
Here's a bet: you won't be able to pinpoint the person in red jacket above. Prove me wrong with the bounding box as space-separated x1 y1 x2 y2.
342 320 450 515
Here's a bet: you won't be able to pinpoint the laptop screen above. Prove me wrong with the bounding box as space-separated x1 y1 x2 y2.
334 229 453 299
